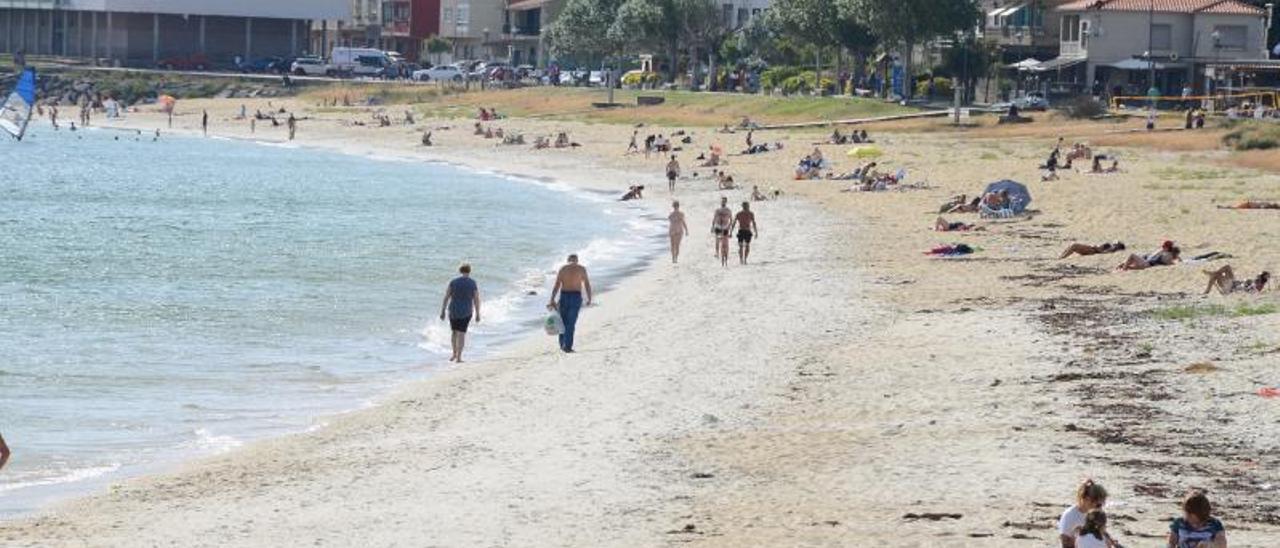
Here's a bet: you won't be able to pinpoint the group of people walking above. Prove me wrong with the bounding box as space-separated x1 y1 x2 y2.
667 197 759 266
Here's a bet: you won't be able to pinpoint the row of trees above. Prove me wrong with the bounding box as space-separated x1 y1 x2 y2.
545 0 985 99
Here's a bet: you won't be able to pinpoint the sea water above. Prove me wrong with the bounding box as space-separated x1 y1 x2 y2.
0 127 661 515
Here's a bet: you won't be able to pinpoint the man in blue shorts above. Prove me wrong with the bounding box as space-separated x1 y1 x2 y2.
439 263 481 363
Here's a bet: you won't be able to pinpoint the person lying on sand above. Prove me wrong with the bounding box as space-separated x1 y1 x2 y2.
1117 240 1180 271
934 217 983 232
1060 242 1126 258
1219 200 1280 210
945 197 982 214
1203 266 1269 295
620 185 645 201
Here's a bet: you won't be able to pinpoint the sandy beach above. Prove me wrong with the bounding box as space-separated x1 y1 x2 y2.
2 91 1278 546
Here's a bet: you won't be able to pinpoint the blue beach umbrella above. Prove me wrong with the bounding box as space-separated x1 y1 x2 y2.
983 179 1031 213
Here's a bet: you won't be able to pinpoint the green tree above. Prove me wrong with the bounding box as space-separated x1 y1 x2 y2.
423 36 452 66
546 0 626 64
940 35 994 104
841 0 980 99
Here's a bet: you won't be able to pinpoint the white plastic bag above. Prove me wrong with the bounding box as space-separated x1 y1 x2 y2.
544 310 565 336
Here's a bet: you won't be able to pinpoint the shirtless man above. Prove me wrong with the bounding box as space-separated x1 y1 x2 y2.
711 197 733 266
665 155 681 192
729 201 759 265
548 255 593 353
0 432 9 471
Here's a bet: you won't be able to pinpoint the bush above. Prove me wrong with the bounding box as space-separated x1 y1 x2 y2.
621 71 659 87
1222 120 1280 151
780 71 835 96
761 66 803 92
1064 96 1108 119
914 77 953 99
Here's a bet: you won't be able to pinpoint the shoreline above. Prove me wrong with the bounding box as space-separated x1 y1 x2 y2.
0 116 669 520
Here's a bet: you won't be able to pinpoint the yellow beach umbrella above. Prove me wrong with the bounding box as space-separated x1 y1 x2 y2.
846 146 882 159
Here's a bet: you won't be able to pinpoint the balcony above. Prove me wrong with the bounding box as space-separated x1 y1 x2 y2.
1060 41 1085 57
382 20 411 36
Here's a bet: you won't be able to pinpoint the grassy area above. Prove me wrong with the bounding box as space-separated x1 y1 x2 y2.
1152 166 1230 180
1150 303 1278 321
1223 120 1280 151
299 84 914 127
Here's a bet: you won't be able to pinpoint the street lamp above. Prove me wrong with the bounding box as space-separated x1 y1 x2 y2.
1147 0 1157 108
1211 29 1221 97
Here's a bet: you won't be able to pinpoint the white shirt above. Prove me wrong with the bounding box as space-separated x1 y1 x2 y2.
1076 532 1107 548
1058 506 1086 537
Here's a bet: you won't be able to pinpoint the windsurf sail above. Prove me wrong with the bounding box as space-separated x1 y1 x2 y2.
0 68 37 141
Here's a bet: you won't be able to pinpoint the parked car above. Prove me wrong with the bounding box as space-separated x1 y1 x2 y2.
329 47 391 77
997 91 1050 111
157 53 210 71
291 57 328 76
469 61 510 80
239 57 288 74
413 65 465 82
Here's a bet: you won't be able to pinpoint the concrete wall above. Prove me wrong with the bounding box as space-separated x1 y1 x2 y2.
0 8 308 64
1192 13 1268 59
63 0 347 20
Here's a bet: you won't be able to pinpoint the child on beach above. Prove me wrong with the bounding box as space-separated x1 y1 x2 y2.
1168 491 1227 548
1059 479 1108 548
1075 509 1114 548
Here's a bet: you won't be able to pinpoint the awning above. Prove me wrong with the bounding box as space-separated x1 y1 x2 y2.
1032 56 1086 72
1005 58 1043 70
1109 58 1184 70
507 0 548 11
996 5 1025 18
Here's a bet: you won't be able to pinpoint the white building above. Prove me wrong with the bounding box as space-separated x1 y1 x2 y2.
1 0 348 66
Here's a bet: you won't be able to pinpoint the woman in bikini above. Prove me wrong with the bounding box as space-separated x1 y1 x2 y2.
1118 241 1180 271
1060 242 1125 259
1203 266 1269 295
668 201 690 264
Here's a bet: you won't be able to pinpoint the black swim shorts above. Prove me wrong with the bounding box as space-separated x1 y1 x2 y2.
737 230 754 244
449 316 472 333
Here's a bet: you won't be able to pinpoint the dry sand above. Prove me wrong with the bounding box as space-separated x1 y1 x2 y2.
1 95 1277 546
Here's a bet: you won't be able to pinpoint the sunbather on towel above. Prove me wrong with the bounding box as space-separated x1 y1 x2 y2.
934 217 983 232
926 243 975 256
1203 265 1270 295
1117 241 1180 270
1219 200 1280 210
1060 242 1126 259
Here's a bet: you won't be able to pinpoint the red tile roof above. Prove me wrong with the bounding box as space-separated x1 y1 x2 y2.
1056 0 1265 15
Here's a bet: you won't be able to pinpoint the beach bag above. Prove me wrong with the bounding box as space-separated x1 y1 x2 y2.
544 310 565 336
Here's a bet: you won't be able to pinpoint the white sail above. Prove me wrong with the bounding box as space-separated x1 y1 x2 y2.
0 68 37 141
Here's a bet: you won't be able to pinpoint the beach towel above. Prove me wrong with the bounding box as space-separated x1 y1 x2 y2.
1260 387 1280 398
925 244 975 257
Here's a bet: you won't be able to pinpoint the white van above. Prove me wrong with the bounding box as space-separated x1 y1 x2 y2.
329 47 390 77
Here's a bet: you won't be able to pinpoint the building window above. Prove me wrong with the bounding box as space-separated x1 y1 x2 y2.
1214 25 1247 50
1061 14 1080 42
737 8 748 28
722 4 733 26
1151 24 1172 51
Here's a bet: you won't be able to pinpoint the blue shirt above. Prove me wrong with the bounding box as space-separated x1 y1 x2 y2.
1170 517 1224 548
447 276 477 319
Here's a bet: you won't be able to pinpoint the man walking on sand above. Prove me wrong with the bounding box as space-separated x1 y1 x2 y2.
666 155 681 192
0 432 9 471
712 197 733 267
439 263 481 363
548 254 593 353
729 201 759 265
201 110 208 136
